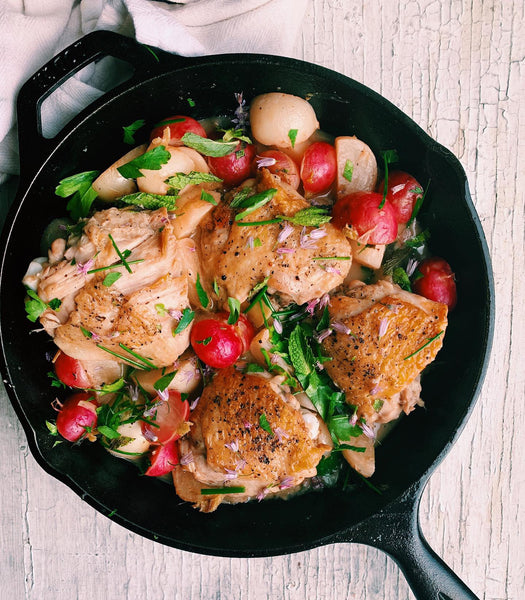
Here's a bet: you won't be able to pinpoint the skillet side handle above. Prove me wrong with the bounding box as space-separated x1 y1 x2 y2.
345 482 480 600
16 30 178 178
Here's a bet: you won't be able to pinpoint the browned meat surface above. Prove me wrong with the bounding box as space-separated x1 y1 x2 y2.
174 368 330 511
198 169 351 305
322 280 447 420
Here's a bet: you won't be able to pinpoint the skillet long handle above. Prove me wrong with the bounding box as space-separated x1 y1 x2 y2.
345 482 480 600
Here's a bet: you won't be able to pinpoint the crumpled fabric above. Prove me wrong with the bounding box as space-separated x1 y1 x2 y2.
0 0 308 184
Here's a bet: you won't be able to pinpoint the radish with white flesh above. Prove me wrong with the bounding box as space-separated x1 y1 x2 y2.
335 136 377 197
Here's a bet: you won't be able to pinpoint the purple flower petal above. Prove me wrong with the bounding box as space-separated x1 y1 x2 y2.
331 321 352 335
189 396 200 411
273 318 283 334
378 317 389 338
143 428 158 443
157 387 169 402
406 258 419 278
225 440 239 453
274 427 289 442
246 236 255 250
277 223 294 243
360 422 376 439
319 294 331 309
279 476 294 490
276 247 295 255
313 328 332 343
256 155 277 168
180 451 194 466
168 309 183 320
243 420 253 429
349 413 358 426
324 265 341 275
77 258 94 275
309 228 328 240
235 458 247 471
306 298 320 315
224 468 238 481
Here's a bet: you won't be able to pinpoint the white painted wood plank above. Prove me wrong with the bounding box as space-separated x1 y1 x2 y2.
0 1 523 599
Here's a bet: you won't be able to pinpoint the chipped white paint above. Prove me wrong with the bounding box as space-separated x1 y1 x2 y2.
0 1 523 598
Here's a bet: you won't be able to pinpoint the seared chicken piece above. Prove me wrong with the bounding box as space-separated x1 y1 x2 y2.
322 280 447 420
174 368 330 512
198 169 352 306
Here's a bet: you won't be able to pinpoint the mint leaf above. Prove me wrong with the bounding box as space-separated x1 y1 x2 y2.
220 127 252 144
122 119 146 145
278 207 331 227
392 267 412 291
195 273 209 309
259 413 273 435
227 297 241 325
154 371 177 392
181 132 238 157
201 189 218 205
118 192 176 210
234 189 277 221
165 171 222 192
117 146 171 179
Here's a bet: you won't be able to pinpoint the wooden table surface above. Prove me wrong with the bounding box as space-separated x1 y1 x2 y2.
1 1 523 599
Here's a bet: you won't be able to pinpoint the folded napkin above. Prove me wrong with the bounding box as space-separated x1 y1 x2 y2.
0 0 308 185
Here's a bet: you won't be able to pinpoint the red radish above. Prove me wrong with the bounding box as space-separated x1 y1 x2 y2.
380 170 424 224
208 143 256 187
54 351 91 389
300 141 337 195
332 191 398 245
142 390 190 445
150 115 206 145
144 440 179 477
413 258 457 310
255 150 300 189
56 392 98 442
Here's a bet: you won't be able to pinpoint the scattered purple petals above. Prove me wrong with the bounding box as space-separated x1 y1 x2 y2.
276 247 295 255
246 236 255 250
313 328 332 343
360 421 376 439
378 317 389 338
257 488 269 501
160 216 169 224
279 476 294 490
274 427 289 442
77 258 94 275
277 223 294 243
143 428 158 443
243 420 253 430
224 468 238 481
183 369 197 384
168 309 183 320
143 401 163 418
180 451 194 466
324 265 341 275
406 258 419 278
270 353 280 364
225 439 239 453
273 318 283 334
90 331 101 342
309 227 328 240
370 383 382 396
306 298 320 315
331 321 352 335
157 387 169 402
315 360 325 371
256 155 277 168
189 396 200 411
127 384 140 403
235 458 247 471
319 294 331 309
349 413 358 426
300 227 318 250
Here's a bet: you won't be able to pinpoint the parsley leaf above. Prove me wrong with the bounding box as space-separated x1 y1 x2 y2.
288 129 298 148
117 146 171 179
195 273 209 309
122 119 146 145
25 290 60 322
181 132 238 157
165 171 222 192
227 297 241 325
220 127 252 144
343 160 354 182
118 192 176 210
259 413 273 435
55 171 100 220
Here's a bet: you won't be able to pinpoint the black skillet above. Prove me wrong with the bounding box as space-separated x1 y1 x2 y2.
0 31 494 599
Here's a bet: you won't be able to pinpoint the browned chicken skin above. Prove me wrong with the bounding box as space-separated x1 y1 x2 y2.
198 169 352 305
322 280 447 420
174 368 330 511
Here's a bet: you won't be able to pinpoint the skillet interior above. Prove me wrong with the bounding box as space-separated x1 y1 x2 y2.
0 53 492 556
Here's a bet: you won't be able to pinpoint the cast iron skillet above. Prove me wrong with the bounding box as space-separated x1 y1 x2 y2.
0 31 493 599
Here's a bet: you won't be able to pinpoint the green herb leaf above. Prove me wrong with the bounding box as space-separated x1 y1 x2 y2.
253 237 262 248
173 307 195 335
312 256 351 261
118 192 176 210
122 119 146 145
165 171 223 192
25 290 55 322
408 180 430 225
56 171 100 220
373 399 384 412
227 297 241 325
46 420 58 435
195 273 209 309
230 186 254 207
234 189 277 221
278 207 331 227
244 363 265 373
200 486 246 495
154 370 177 392
236 218 283 227
102 272 122 287
405 229 430 248
108 234 132 274
213 278 220 296
196 336 212 346
80 326 92 339
117 146 171 179
220 127 252 144
187 98 196 107
288 129 298 148
343 160 354 182
155 303 166 316
201 189 218 205
97 425 121 439
181 132 238 157
48 298 62 311
392 267 412 292
143 44 160 62
259 413 273 435
99 378 126 394
403 331 444 360
47 371 66 389
288 325 312 378
328 414 362 441
379 148 399 209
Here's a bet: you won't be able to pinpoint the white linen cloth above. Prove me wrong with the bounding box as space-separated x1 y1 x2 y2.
0 0 308 185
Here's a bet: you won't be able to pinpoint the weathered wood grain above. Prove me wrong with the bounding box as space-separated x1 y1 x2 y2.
1 1 523 599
